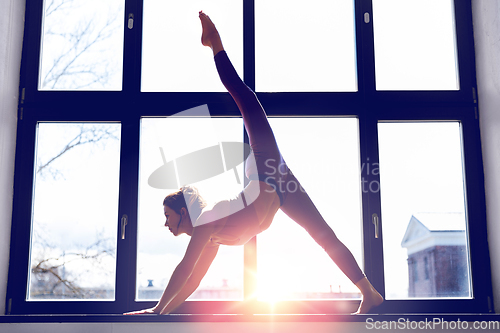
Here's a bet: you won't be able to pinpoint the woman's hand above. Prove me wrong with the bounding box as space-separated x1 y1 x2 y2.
123 307 161 315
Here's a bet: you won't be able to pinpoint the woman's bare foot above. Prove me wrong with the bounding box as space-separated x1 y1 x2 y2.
354 277 384 314
199 11 224 56
355 289 384 314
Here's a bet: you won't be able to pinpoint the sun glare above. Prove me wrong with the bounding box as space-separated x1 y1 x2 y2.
256 272 295 303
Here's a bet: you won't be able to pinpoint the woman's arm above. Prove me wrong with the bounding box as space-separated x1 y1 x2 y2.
159 242 219 314
153 223 214 312
124 222 215 315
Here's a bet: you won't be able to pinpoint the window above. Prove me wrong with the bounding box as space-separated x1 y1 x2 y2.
7 0 490 316
255 0 357 92
39 0 125 90
424 257 429 280
137 115 244 300
412 260 418 283
257 118 362 301
29 123 121 300
372 0 459 90
378 122 471 299
141 0 243 92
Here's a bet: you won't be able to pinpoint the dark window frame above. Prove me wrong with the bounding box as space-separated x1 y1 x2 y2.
6 0 492 316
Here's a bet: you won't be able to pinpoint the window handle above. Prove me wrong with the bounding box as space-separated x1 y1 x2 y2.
121 214 128 240
128 13 134 30
372 213 379 238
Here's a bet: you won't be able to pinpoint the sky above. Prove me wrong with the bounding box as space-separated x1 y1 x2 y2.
30 0 467 302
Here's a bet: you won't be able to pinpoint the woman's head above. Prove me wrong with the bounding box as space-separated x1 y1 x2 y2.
163 185 206 224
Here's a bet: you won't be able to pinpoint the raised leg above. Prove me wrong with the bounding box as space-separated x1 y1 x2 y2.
199 11 224 56
200 11 281 176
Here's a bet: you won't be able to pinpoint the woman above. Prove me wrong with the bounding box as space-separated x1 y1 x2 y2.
126 11 383 315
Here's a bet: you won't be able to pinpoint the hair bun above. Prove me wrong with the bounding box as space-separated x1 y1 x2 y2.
163 186 206 221
180 186 205 210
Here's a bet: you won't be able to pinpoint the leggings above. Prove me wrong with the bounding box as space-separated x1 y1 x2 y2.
214 51 365 285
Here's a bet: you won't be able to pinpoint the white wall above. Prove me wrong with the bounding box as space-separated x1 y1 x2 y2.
0 0 24 316
0 0 499 332
472 0 500 313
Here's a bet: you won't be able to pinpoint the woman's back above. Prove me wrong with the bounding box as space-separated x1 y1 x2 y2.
200 180 280 246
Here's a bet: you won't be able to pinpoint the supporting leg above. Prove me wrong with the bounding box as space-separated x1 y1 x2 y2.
280 173 383 313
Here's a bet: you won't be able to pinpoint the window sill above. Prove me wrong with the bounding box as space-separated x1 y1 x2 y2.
1 313 499 323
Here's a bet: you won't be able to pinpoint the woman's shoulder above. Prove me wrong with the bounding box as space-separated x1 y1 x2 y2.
194 200 230 229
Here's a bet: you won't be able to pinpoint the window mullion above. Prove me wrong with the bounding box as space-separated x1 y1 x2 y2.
122 0 143 96
115 117 141 313
357 0 376 100
242 0 257 305
358 114 385 297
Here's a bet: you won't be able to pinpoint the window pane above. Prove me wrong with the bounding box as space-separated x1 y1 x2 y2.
141 0 243 92
378 122 471 299
39 0 125 91
255 0 357 92
257 118 362 301
138 110 244 300
28 123 121 300
372 0 459 91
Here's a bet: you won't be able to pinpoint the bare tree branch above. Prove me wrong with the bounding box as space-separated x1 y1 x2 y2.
37 124 119 178
31 234 115 298
45 0 77 17
41 0 122 90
